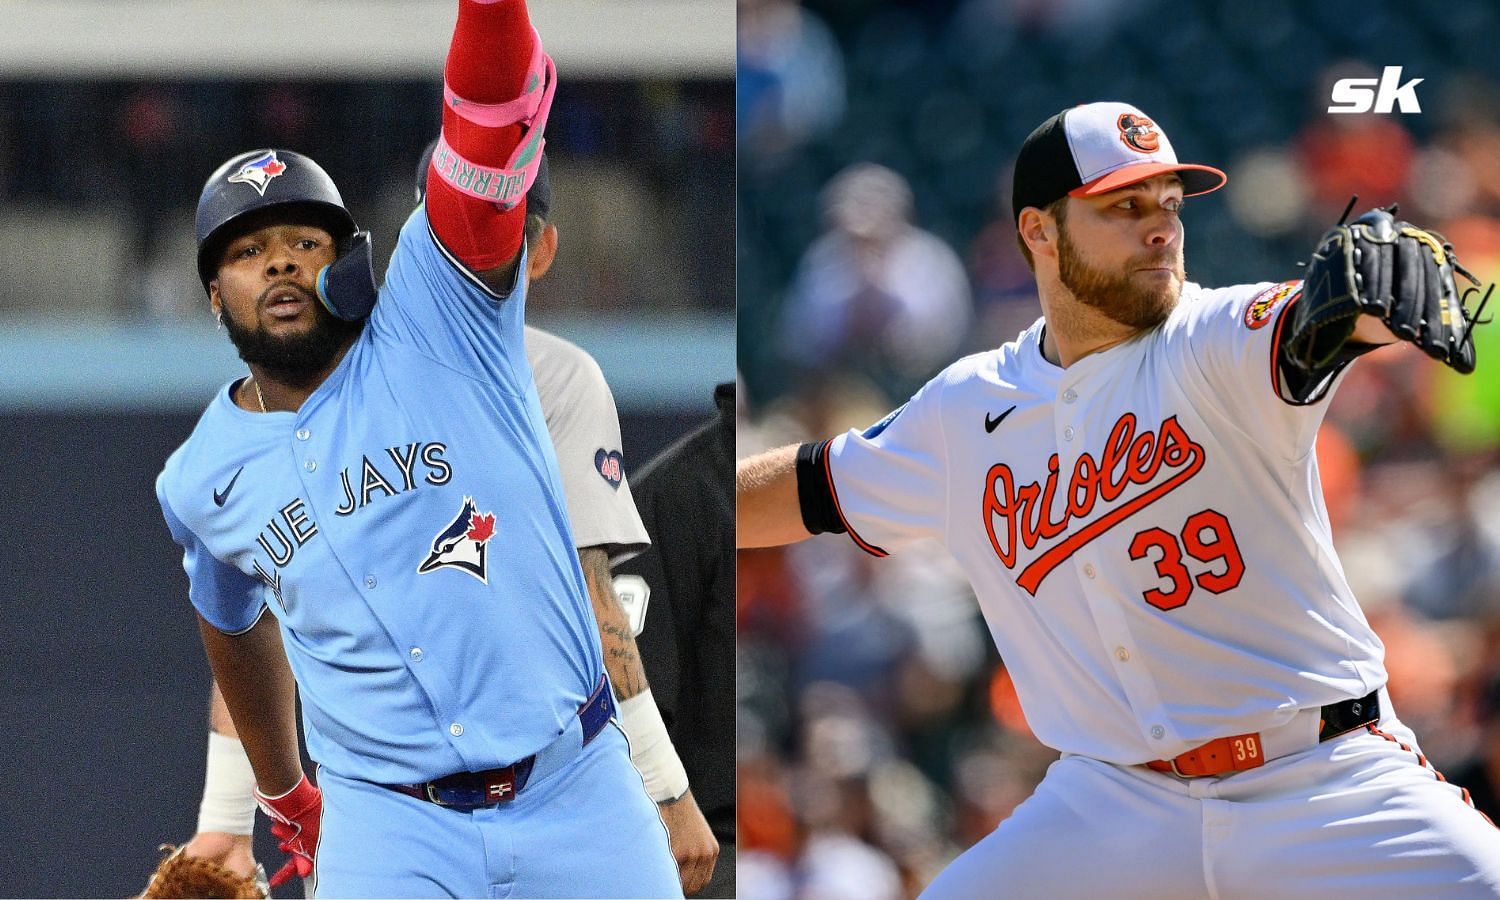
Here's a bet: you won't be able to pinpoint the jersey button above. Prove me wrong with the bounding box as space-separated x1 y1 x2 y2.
1115 646 1130 662
409 647 424 662
365 575 378 589
1063 426 1075 441
449 723 464 737
1063 388 1077 404
1151 725 1166 740
1083 563 1096 579
296 428 310 441
303 458 317 472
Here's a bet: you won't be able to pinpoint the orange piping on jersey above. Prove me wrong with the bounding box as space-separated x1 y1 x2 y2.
823 445 889 558
1270 292 1295 400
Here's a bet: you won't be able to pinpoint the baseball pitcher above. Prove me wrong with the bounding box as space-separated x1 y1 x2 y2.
738 102 1500 897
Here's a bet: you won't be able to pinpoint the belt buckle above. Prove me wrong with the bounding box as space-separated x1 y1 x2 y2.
423 771 515 807
424 782 453 807
484 772 518 803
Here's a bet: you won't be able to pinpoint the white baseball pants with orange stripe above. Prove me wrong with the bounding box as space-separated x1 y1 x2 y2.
922 705 1500 898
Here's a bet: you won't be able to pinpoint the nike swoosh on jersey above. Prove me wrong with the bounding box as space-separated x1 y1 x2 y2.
213 467 245 507
984 406 1018 433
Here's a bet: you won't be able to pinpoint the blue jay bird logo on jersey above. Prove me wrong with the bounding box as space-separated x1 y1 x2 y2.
418 497 497 583
227 151 288 196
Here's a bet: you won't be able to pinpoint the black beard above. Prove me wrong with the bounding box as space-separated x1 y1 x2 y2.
221 289 365 386
1056 227 1181 330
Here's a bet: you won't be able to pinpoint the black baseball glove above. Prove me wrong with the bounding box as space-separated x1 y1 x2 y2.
1283 206 1490 377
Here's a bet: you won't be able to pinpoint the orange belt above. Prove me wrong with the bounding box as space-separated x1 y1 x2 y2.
1145 690 1380 779
1146 732 1266 777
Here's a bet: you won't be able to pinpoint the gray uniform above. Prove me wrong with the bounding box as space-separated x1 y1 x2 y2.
525 325 649 562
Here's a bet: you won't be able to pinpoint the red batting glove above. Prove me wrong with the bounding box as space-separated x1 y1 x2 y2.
253 774 322 888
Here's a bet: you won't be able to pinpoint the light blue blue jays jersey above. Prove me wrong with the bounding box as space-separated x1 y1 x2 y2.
157 208 604 784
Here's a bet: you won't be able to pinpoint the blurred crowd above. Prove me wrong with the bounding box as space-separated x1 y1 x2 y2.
737 0 1500 897
0 76 733 320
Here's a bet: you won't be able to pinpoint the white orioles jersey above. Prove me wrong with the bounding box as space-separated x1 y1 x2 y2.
824 280 1387 765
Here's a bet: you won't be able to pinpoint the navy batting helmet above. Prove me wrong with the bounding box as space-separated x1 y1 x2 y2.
196 149 377 320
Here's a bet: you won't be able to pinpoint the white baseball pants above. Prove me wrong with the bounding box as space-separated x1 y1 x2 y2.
923 711 1500 898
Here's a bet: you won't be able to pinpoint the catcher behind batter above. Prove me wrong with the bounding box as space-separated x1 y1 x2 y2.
736 101 1500 896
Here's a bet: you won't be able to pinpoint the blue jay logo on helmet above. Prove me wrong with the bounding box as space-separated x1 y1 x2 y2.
418 496 498 583
227 151 289 197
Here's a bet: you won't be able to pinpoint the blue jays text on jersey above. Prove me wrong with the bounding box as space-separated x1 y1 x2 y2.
157 208 606 786
247 441 454 605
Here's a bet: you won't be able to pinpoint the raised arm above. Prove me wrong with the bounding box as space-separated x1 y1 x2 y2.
737 444 814 548
425 0 553 293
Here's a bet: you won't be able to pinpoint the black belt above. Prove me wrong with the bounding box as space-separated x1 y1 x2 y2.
387 676 614 809
1318 689 1381 741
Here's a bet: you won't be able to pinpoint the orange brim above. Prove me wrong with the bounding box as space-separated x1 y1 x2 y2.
1070 162 1227 198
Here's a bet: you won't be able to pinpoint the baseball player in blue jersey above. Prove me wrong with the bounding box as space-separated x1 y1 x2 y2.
163 146 717 899
155 2 689 896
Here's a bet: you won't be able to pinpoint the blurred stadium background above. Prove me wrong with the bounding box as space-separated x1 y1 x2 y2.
737 0 1500 896
0 2 731 896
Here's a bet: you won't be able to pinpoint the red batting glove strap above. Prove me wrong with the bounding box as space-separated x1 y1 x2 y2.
254 775 323 888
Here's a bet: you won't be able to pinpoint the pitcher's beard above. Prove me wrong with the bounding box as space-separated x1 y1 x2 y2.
221 291 365 386
1056 228 1182 330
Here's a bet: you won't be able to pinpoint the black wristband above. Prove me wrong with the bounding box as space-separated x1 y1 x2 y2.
795 440 846 536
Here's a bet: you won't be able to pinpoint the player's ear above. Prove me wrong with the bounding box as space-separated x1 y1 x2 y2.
208 280 222 314
526 223 559 281
1018 208 1056 262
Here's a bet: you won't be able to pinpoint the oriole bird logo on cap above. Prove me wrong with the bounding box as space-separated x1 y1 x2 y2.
1117 114 1160 153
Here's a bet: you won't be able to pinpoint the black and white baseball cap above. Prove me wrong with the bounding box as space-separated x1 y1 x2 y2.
1011 101 1226 222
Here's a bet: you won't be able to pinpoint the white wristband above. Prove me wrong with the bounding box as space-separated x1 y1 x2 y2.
196 731 258 835
616 690 691 804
